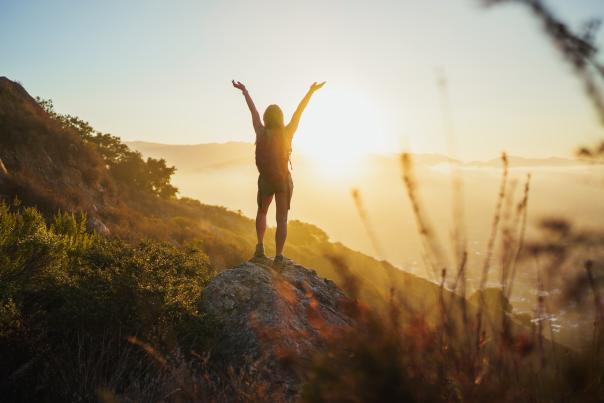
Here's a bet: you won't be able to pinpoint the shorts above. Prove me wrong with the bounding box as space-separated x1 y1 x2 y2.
257 172 293 210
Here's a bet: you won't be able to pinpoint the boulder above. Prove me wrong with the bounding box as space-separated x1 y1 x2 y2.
87 215 111 236
200 257 354 400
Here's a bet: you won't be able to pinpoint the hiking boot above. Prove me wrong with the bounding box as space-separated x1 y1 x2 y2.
272 254 288 270
254 243 267 259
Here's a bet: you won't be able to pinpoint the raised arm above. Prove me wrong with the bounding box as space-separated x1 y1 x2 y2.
232 80 263 133
287 81 326 133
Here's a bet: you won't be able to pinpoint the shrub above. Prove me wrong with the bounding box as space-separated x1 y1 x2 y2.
0 201 216 401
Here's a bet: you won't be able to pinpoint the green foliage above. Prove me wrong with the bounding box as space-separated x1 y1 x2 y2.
50 210 94 251
0 201 216 401
35 97 178 198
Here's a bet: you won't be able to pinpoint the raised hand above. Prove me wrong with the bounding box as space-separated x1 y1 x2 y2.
232 80 247 92
233 80 261 130
310 81 326 92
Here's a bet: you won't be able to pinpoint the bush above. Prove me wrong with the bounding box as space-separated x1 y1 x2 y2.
0 201 216 401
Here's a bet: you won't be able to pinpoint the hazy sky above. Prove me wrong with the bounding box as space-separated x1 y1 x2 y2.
2 0 603 160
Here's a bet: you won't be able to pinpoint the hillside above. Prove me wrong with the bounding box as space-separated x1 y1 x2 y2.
0 76 443 311
0 77 114 224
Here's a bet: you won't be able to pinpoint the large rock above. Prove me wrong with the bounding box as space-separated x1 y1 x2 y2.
200 258 354 400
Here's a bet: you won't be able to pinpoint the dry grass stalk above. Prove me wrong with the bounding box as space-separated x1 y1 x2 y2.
351 188 386 260
474 153 509 353
437 71 468 269
400 152 448 280
479 152 509 291
505 173 531 301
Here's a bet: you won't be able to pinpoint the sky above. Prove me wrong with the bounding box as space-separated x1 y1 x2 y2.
1 0 603 160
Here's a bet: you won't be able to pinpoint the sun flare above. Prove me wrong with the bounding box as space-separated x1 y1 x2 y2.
294 89 391 177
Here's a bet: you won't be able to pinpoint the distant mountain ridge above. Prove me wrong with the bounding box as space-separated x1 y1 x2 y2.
466 155 586 167
126 141 253 171
127 140 587 171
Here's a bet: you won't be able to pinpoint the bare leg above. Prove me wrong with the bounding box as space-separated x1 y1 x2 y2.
256 194 273 246
275 191 289 257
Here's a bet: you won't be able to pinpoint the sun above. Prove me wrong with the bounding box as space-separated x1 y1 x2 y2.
293 89 391 177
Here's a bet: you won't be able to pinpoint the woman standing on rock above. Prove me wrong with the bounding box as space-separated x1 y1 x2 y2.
232 80 325 268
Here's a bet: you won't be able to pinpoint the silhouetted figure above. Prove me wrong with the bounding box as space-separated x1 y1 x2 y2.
232 80 325 268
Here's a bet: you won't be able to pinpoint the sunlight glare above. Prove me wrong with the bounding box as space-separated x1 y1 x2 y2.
294 89 391 177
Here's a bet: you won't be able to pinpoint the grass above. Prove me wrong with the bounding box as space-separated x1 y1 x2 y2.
0 201 217 401
300 152 603 402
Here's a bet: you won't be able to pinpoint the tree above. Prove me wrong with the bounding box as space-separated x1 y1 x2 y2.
36 98 179 198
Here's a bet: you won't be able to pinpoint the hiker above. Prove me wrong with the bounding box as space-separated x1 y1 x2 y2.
232 80 325 268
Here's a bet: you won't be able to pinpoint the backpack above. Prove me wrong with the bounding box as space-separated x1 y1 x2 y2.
255 128 291 180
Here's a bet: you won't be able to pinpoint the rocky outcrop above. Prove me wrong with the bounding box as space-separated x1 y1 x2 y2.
88 215 110 236
200 257 354 400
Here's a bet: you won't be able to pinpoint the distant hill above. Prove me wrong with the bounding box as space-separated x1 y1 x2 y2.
126 141 253 171
126 141 463 171
127 140 587 174
466 155 586 167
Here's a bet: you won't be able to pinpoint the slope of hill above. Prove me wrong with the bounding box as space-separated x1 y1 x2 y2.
0 77 114 223
0 75 443 313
